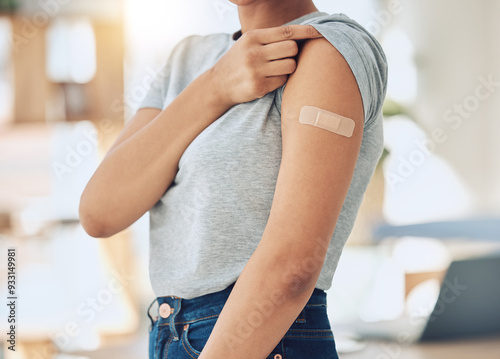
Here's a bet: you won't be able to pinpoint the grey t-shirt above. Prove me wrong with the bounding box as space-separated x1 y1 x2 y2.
139 11 387 299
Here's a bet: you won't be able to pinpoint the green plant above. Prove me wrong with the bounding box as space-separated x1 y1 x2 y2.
378 98 413 168
0 0 18 13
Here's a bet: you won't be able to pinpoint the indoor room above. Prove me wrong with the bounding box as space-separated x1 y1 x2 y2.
1 0 499 358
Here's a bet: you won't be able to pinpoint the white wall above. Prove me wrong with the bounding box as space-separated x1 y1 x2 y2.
487 0 500 210
393 0 500 213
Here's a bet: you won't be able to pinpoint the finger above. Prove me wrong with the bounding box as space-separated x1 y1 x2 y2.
265 75 289 93
261 40 299 61
263 58 297 77
253 24 323 44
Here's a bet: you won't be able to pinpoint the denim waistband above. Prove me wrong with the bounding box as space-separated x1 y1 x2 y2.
148 282 327 326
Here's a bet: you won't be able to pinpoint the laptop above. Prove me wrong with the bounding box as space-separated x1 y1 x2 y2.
334 254 500 343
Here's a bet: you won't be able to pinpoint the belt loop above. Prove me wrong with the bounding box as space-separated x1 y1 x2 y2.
147 298 158 327
169 297 182 340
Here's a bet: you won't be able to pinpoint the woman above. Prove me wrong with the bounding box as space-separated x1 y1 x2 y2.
79 0 387 358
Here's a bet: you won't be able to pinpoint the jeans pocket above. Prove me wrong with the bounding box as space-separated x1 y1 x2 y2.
181 317 218 358
283 329 339 359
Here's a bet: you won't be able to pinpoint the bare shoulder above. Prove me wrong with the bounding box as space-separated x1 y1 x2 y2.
281 37 364 126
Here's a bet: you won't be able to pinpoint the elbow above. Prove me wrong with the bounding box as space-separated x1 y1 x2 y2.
278 260 321 300
79 209 108 238
80 218 108 239
261 237 327 301
79 196 114 238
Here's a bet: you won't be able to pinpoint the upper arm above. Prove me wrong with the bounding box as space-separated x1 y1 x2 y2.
263 38 364 266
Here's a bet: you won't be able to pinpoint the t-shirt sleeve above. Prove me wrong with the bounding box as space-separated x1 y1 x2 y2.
135 36 194 116
136 59 172 112
274 15 388 128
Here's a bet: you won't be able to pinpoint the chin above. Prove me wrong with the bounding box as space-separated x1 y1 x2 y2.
228 0 259 5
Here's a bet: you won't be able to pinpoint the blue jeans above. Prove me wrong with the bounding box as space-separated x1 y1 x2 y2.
147 282 339 359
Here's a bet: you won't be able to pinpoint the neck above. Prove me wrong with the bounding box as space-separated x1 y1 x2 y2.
237 0 319 34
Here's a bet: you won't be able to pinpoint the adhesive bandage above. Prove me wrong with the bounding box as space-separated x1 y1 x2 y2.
299 106 355 138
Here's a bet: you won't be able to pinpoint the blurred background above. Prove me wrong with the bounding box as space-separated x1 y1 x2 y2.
0 0 499 358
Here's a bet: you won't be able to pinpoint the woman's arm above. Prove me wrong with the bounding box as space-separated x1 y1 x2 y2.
198 38 364 359
79 25 323 238
79 70 230 238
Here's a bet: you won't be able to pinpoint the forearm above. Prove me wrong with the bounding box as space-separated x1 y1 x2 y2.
199 226 326 359
79 69 231 237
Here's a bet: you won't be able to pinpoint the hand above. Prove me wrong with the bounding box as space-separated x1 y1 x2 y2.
210 25 323 107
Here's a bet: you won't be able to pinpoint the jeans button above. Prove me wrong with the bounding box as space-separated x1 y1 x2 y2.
159 303 172 318
274 355 282 359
